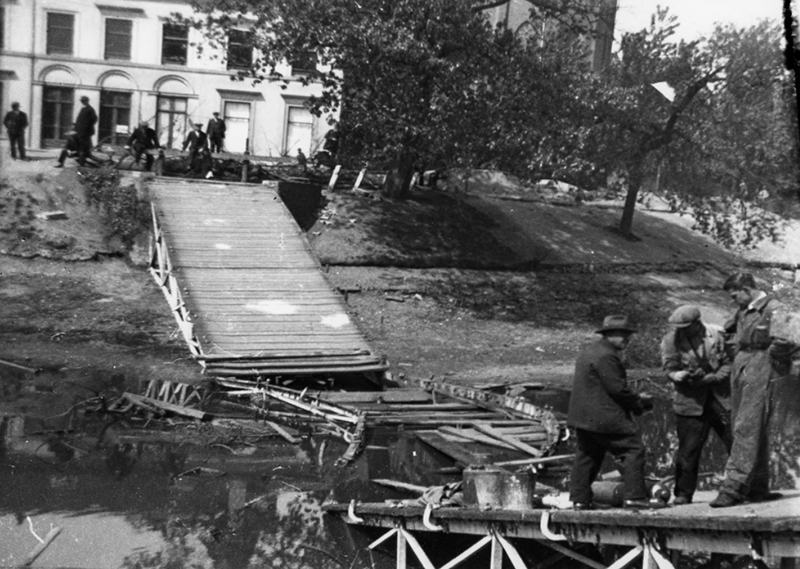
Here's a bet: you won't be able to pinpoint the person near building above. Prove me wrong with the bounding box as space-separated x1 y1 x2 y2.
709 273 798 507
567 314 661 510
74 96 98 166
206 112 226 153
4 102 29 161
127 121 160 172
182 122 210 175
55 127 82 168
661 305 733 505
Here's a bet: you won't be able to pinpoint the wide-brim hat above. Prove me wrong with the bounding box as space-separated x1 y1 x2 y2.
595 315 636 334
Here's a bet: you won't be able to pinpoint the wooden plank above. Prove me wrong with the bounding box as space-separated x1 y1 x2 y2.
439 426 518 450
472 423 542 457
124 392 210 421
415 431 488 468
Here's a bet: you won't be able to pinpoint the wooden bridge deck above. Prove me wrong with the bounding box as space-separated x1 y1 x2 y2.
325 490 800 567
148 178 387 378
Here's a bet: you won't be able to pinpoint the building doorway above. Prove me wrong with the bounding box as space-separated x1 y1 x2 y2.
41 86 74 147
156 95 188 150
99 90 131 145
223 101 250 153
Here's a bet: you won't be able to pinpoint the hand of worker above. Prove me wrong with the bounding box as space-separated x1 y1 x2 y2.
669 370 690 383
692 372 718 386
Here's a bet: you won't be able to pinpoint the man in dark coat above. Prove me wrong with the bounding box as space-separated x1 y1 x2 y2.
4 102 29 160
206 112 226 153
182 122 210 175
710 273 798 507
74 95 98 166
567 314 660 510
661 305 732 505
127 120 160 172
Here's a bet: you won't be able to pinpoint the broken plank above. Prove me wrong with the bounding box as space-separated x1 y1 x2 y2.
371 479 428 494
472 423 542 457
439 426 518 451
265 421 300 444
310 389 432 404
125 392 210 421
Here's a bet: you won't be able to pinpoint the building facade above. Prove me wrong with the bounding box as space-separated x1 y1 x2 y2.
0 0 327 156
480 0 617 71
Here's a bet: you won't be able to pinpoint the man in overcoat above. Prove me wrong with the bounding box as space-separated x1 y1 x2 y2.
710 273 797 507
182 122 210 175
206 112 226 153
74 96 97 166
127 120 160 172
661 305 732 505
4 102 29 160
567 314 659 510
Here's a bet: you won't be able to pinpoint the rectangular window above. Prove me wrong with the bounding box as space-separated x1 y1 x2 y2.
227 29 253 70
46 12 74 55
0 8 5 50
290 50 316 75
156 96 188 150
99 90 132 145
162 23 188 65
223 101 251 153
41 86 74 146
284 105 312 156
104 18 132 60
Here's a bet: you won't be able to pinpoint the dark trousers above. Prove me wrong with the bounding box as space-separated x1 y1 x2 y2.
8 131 26 159
77 136 93 165
209 136 223 153
674 399 732 499
569 428 647 504
133 147 154 171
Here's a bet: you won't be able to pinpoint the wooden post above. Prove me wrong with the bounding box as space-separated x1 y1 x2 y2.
155 149 164 176
490 535 503 569
396 528 407 569
327 165 341 192
241 151 250 183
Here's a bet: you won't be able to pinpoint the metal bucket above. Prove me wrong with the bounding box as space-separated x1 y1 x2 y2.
462 465 537 510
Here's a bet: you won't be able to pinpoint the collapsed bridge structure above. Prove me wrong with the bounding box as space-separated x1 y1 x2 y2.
147 177 387 384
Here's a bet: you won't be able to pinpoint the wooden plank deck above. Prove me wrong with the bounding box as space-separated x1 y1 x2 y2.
148 178 387 377
325 490 800 560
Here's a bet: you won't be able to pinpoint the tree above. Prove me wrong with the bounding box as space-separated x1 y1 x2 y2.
581 9 723 238
183 0 612 198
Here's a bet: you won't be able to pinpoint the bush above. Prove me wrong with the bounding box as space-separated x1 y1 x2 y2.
78 166 149 248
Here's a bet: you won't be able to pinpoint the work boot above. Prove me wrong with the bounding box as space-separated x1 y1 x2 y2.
709 492 742 508
673 495 692 506
572 502 594 511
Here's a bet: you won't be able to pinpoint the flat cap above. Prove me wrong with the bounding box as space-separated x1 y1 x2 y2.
668 305 701 328
596 314 636 334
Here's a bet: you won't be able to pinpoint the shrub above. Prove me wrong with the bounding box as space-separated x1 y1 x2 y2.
78 166 149 248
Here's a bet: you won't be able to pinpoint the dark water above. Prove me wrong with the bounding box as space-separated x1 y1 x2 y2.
2 382 798 568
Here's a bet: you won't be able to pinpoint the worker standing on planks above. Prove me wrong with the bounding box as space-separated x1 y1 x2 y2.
661 305 733 505
567 314 663 510
710 273 798 508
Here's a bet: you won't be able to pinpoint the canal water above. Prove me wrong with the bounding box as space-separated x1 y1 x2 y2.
1 381 798 568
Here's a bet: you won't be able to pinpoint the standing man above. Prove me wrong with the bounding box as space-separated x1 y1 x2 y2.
710 273 797 507
74 95 97 166
182 122 209 175
127 120 160 172
661 305 733 505
4 102 29 161
206 111 226 153
567 315 660 510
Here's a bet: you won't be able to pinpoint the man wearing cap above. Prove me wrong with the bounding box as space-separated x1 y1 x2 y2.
567 315 660 510
127 120 160 172
182 122 210 175
709 273 797 507
206 112 226 153
4 102 29 160
74 95 97 166
661 305 732 505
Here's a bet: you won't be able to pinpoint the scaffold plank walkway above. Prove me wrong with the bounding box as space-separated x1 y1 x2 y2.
148 178 387 378
324 490 800 568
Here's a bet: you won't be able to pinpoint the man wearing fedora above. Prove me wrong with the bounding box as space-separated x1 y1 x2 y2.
74 95 97 166
567 314 660 510
182 122 210 175
661 305 732 505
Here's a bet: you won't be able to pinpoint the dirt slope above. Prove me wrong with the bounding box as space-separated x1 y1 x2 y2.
1 158 798 397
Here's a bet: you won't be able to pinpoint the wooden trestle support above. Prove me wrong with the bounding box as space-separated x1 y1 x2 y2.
325 494 800 569
142 379 204 408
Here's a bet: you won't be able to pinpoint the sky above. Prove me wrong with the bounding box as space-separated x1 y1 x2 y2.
614 0 786 42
